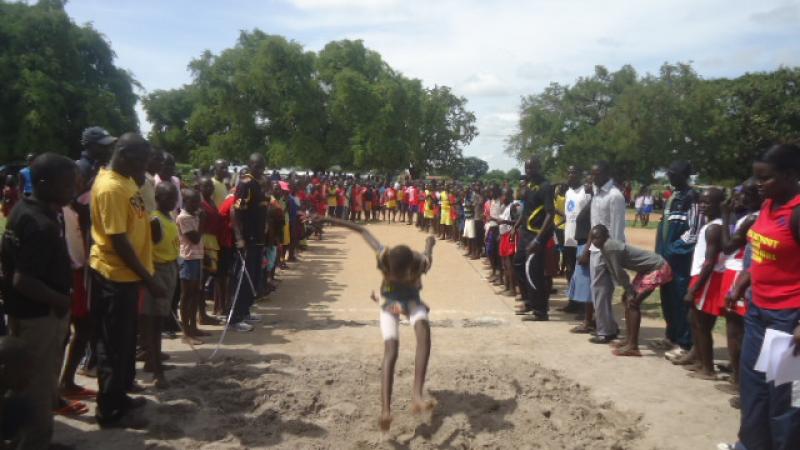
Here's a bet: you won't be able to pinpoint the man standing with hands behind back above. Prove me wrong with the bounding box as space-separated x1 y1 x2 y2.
90 133 163 429
583 161 626 343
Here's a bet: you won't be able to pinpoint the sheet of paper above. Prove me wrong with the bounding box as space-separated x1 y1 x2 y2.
754 328 799 386
774 344 800 386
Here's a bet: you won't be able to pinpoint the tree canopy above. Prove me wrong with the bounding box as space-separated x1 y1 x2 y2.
144 32 479 176
507 63 800 183
0 0 139 161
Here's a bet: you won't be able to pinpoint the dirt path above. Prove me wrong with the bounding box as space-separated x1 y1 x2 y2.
56 222 738 449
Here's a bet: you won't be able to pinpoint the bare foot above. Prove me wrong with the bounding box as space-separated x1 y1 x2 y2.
688 370 718 381
610 339 630 349
411 397 437 414
182 335 203 346
612 347 642 357
378 412 392 431
193 329 211 337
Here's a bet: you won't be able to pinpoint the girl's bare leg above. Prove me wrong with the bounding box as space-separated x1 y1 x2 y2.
412 320 434 413
380 340 399 431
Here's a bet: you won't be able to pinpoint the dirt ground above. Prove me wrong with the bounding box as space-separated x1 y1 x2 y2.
55 222 739 449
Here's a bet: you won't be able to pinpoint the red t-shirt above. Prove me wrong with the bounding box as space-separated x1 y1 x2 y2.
218 196 237 248
336 188 346 207
747 194 800 310
407 187 418 206
314 193 327 215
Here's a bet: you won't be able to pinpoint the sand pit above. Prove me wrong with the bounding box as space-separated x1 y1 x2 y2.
62 355 642 450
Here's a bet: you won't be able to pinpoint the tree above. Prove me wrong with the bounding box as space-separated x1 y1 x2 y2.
455 156 489 180
143 34 478 175
0 0 138 160
507 63 800 183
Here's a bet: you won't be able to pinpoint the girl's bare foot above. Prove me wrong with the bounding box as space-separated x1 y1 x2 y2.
411 397 437 414
379 412 392 431
193 329 211 337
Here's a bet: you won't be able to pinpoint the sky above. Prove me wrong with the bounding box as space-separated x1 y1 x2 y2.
63 0 800 171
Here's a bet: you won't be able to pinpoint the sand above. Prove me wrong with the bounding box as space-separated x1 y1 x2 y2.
54 222 738 449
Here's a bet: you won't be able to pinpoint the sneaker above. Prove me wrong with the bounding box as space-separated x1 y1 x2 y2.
665 347 687 361
244 314 262 323
231 321 254 333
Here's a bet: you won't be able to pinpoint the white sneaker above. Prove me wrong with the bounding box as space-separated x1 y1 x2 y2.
665 347 687 361
231 321 254 332
244 314 262 323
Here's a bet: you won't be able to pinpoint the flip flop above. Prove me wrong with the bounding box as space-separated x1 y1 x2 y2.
62 386 97 400
54 400 89 416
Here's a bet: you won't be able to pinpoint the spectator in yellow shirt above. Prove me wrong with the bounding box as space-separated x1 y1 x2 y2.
89 133 162 430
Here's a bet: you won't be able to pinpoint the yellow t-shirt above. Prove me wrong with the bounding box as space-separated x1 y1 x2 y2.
152 210 179 264
89 168 154 281
555 194 566 230
212 178 229 209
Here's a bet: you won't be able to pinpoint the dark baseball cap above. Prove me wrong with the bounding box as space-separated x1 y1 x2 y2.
81 126 117 147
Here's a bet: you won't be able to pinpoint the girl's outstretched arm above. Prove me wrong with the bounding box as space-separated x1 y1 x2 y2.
321 216 382 252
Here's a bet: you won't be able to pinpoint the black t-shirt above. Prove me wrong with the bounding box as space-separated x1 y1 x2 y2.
233 175 267 245
1 198 72 319
521 176 555 239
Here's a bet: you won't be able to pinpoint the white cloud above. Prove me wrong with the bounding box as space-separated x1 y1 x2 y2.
459 73 511 97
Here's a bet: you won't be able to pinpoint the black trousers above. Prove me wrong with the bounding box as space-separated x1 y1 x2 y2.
563 245 577 283
513 233 548 316
91 270 140 423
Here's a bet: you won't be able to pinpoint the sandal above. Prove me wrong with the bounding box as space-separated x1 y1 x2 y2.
61 386 97 400
54 400 89 416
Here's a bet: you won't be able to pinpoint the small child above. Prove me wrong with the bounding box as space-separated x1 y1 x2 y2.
681 187 727 378
143 182 181 388
321 216 436 431
590 225 673 356
177 188 206 345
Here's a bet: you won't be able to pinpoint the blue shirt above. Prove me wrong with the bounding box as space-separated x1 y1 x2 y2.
19 167 32 195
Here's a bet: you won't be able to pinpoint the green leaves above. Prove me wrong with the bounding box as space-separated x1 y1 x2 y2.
508 63 800 184
0 1 138 160
144 34 478 175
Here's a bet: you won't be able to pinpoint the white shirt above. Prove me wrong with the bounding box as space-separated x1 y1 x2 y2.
634 196 644 209
63 205 86 269
691 218 727 276
487 199 503 227
590 180 626 252
643 195 654 206
564 185 591 247
499 203 513 235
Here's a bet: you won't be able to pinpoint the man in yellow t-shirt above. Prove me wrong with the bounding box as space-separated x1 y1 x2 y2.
212 159 230 207
89 133 161 430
